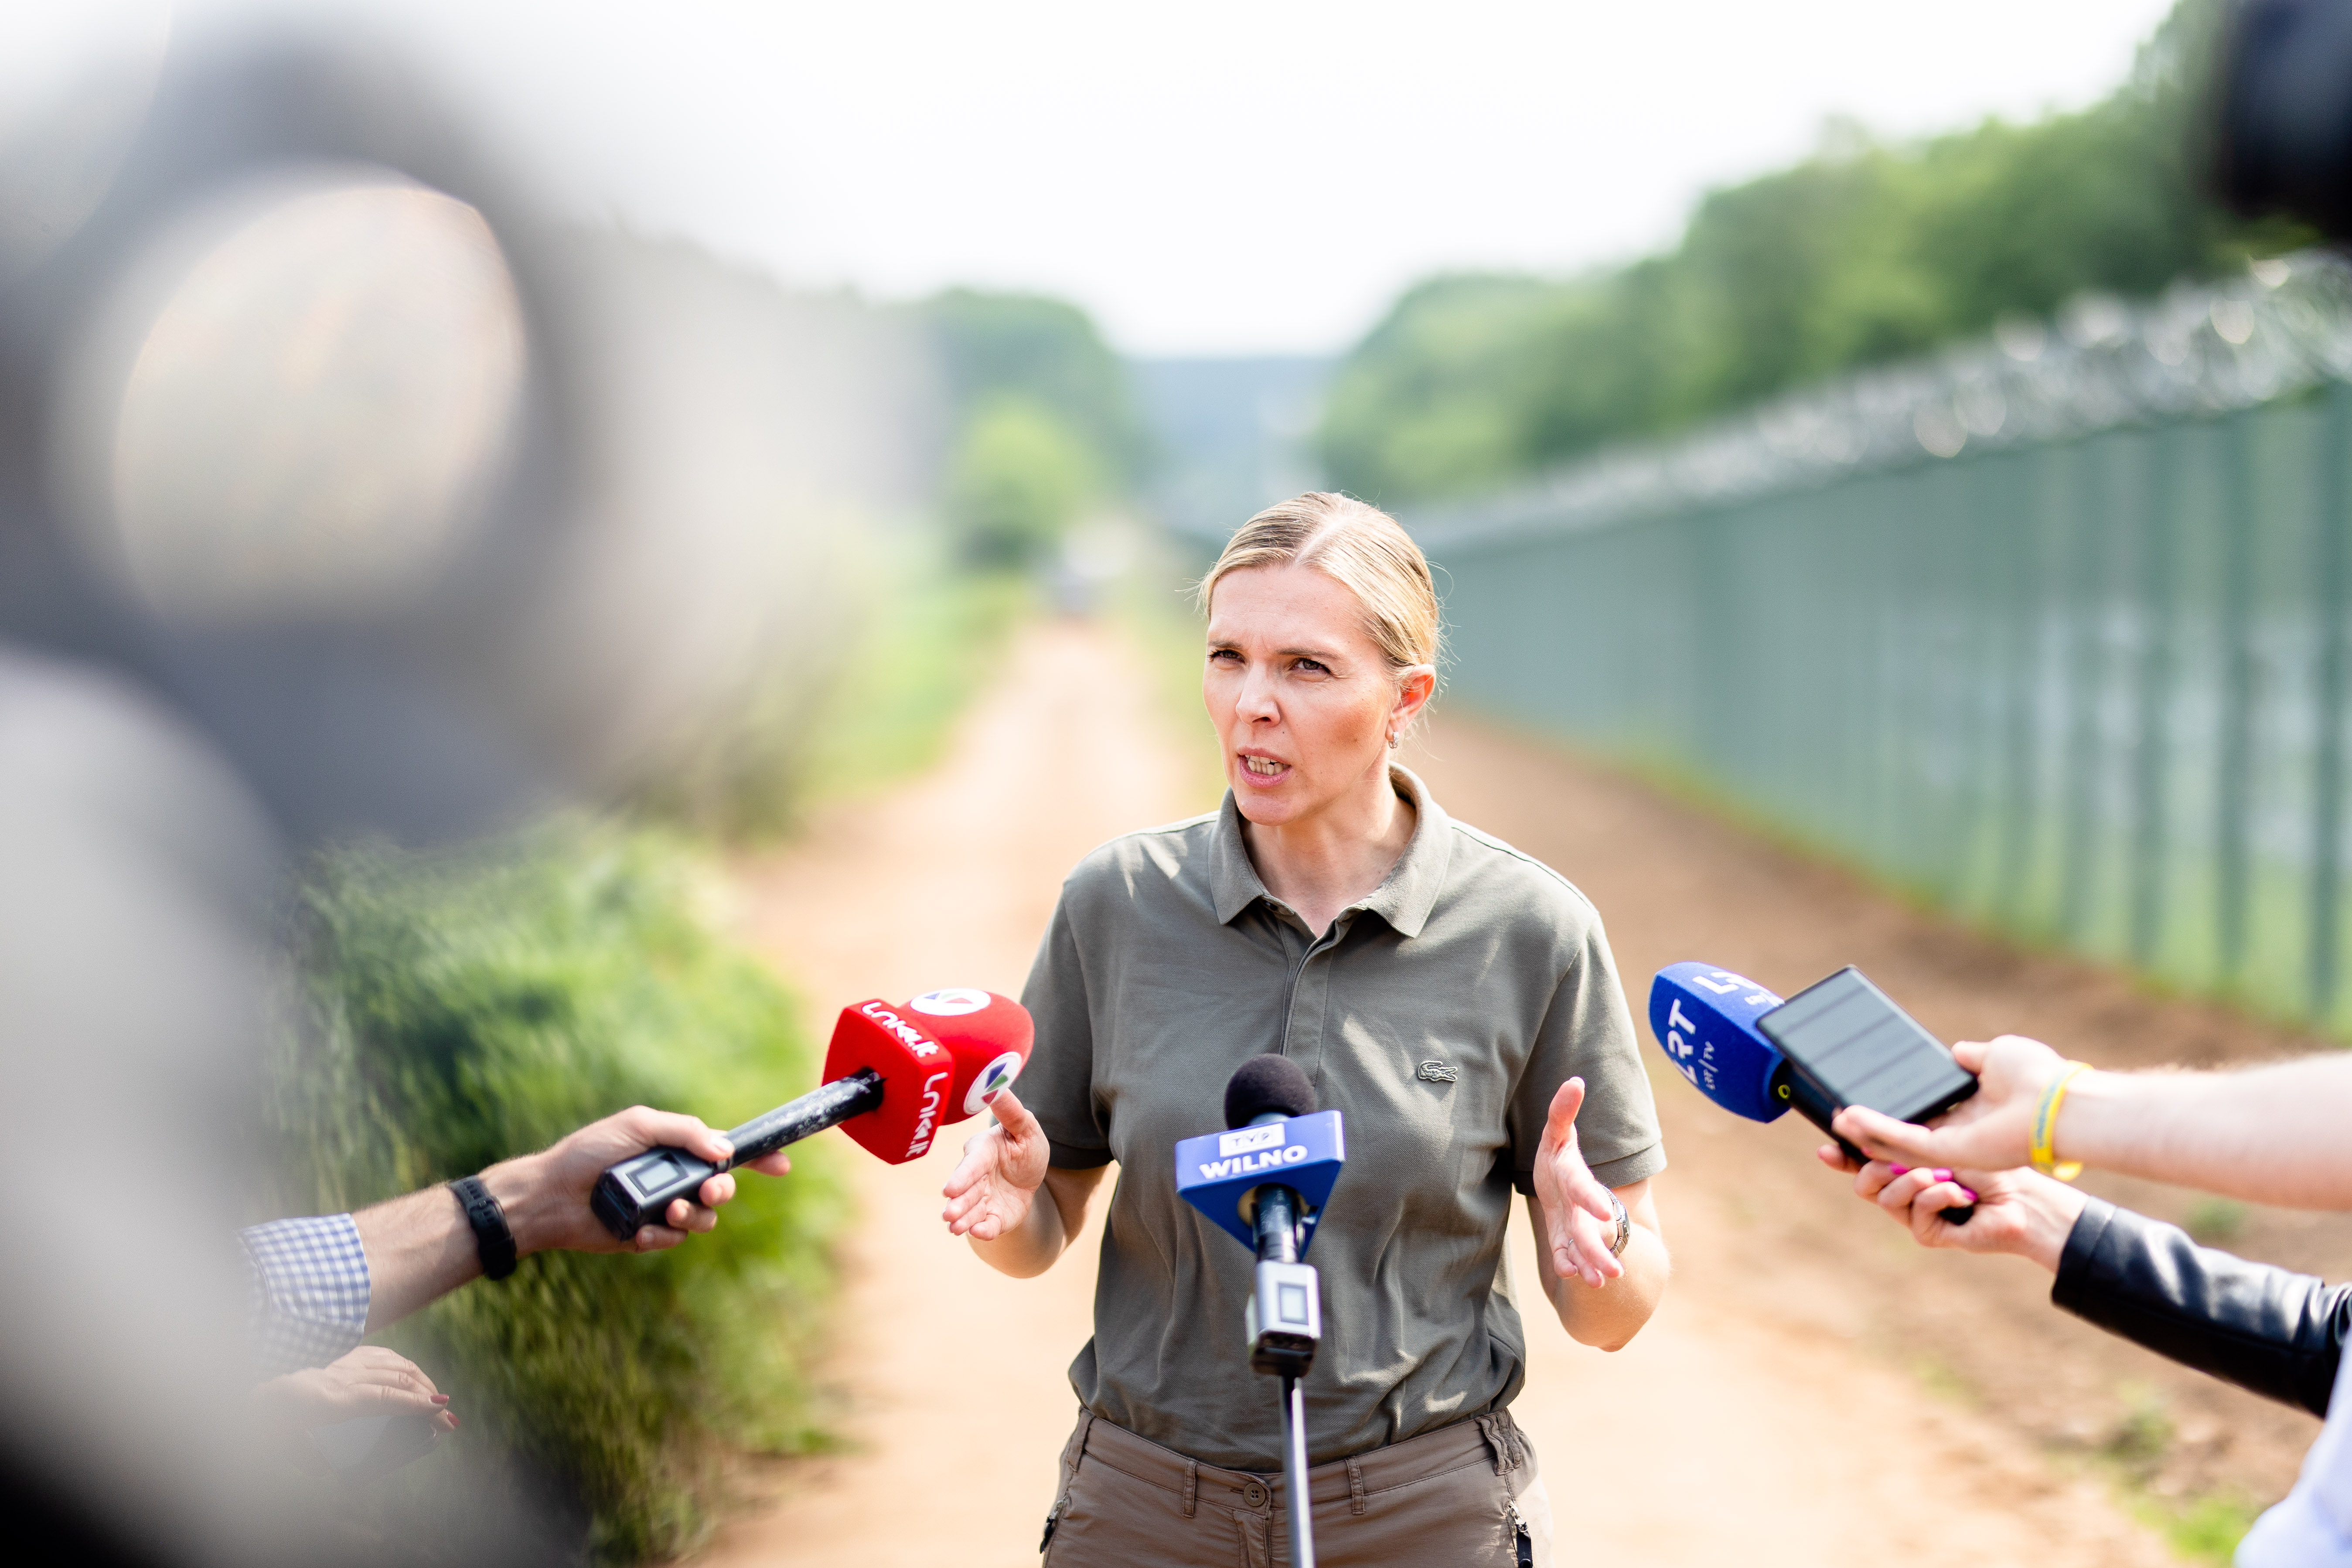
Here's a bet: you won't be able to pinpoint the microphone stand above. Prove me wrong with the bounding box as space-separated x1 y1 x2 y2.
1249 1186 1318 1568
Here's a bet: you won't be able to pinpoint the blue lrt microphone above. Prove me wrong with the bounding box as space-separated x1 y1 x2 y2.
1648 961 1974 1223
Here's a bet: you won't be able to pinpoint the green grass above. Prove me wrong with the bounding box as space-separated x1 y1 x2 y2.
263 827 848 1563
797 549 1032 810
2143 1491 2265 1565
2081 1383 2263 1565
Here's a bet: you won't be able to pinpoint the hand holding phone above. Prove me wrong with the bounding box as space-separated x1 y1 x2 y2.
1757 967 1980 1223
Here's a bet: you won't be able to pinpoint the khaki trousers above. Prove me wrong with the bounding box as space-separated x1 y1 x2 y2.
1039 1407 1553 1568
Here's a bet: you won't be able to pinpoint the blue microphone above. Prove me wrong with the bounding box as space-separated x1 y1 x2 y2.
1648 961 1972 1222
1649 961 1792 1123
1175 1058 1346 1258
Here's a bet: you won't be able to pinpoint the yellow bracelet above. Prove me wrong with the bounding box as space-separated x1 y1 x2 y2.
2030 1061 2093 1180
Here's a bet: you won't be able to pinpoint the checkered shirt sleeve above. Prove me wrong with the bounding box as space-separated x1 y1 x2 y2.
239 1213 372 1377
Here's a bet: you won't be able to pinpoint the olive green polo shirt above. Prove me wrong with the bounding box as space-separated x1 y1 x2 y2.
1019 765 1665 1470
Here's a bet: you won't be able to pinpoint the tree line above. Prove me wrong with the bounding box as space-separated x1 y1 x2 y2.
1319 0 2306 507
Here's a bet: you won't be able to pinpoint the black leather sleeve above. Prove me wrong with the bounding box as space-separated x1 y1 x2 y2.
2051 1196 2349 1417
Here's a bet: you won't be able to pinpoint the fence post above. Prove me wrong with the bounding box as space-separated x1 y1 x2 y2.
2059 438 2104 944
2310 384 2352 1023
1996 450 2041 922
2217 410 2258 987
2131 430 2181 968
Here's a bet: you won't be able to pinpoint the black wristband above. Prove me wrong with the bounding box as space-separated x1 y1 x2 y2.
450 1175 518 1282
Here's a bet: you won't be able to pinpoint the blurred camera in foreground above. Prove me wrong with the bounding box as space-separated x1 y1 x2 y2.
0 18 919 1567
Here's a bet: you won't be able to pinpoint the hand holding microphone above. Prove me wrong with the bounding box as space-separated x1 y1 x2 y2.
594 988 1033 1239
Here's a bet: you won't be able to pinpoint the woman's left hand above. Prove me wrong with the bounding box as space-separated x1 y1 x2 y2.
941 1087 1052 1240
1531 1077 1624 1288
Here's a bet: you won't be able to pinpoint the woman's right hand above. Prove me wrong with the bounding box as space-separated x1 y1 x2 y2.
941 1086 1052 1241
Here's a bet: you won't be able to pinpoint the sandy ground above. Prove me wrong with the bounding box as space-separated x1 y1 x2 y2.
701 617 2350 1568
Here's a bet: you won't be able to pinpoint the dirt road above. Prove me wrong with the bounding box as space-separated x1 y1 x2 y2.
703 618 2341 1568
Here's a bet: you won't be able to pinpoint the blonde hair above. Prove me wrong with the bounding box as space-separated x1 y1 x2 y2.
1195 492 1442 674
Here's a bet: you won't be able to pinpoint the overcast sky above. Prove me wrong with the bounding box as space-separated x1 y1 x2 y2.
38 0 2182 356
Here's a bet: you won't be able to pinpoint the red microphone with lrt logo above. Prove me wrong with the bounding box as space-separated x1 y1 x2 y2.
592 988 1034 1237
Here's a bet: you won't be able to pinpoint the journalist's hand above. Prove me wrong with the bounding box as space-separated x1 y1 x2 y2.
251 1346 458 1433
1532 1077 1625 1289
1820 1147 2086 1271
1831 1034 2071 1173
941 1086 1050 1240
486 1105 794 1257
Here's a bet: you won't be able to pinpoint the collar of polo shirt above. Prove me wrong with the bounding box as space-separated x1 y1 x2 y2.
1209 764 1453 937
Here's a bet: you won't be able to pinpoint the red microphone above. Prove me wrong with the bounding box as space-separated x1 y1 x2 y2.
821 987 1035 1164
592 987 1033 1236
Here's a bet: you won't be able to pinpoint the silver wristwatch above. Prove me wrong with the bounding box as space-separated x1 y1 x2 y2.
1605 1190 1631 1258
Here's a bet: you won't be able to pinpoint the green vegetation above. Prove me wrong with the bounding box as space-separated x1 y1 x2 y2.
2143 1491 2266 1566
2084 1382 2261 1565
798 546 1033 805
944 396 1101 567
920 289 1142 567
2185 1196 2250 1244
1321 0 2308 505
922 287 1145 484
264 831 846 1563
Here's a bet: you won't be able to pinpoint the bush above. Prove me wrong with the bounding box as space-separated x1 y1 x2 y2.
944 393 1100 567
262 828 845 1563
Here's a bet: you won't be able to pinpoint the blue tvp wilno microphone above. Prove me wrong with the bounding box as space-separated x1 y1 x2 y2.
1175 1057 1346 1254
1179 1056 1345 1568
1648 961 1791 1123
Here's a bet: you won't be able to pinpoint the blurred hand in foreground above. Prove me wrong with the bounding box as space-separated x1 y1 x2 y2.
251 1346 457 1433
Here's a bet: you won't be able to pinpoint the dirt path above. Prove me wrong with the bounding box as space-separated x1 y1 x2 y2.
699 618 2342 1568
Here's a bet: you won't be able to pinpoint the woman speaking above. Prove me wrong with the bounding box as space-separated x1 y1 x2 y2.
942 494 1668 1566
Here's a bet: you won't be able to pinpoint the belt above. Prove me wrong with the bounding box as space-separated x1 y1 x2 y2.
1060 1406 1531 1519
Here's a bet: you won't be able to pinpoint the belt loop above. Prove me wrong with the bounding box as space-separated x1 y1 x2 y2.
1494 1408 1523 1471
1346 1456 1366 1516
1182 1458 1198 1519
1070 1411 1097 1485
1476 1414 1508 1475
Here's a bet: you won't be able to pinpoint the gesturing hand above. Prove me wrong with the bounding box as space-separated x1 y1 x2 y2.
1531 1077 1624 1289
251 1346 457 1433
941 1087 1050 1241
1832 1034 2069 1174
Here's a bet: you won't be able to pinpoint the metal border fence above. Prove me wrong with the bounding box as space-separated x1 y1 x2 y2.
1413 252 2352 1033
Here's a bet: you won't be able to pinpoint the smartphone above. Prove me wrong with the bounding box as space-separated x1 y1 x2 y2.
1756 965 1978 1220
